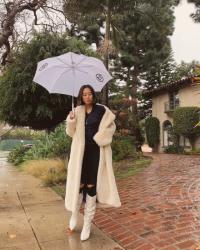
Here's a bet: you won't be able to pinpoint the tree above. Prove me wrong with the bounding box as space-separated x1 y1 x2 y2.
0 0 66 66
63 0 132 105
145 117 160 152
176 0 200 22
173 107 200 150
188 0 200 22
173 60 199 79
114 0 177 150
140 52 177 119
0 32 96 130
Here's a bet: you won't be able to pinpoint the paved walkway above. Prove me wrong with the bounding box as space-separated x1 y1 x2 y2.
94 153 200 250
0 153 124 250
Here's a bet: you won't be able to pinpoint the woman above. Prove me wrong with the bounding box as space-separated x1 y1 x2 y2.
65 85 121 241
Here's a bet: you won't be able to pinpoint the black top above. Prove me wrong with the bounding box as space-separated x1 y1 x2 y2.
85 104 106 145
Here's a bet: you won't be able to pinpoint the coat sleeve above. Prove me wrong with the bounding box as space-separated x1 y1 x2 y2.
66 114 77 138
93 121 116 147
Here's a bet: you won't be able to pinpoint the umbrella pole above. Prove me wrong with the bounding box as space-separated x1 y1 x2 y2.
72 95 74 114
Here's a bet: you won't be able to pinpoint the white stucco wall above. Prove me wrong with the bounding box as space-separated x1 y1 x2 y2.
151 84 200 152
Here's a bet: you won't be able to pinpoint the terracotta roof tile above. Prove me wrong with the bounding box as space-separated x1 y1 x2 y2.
142 75 200 97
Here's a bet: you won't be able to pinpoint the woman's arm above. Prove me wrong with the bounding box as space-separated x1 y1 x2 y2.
93 120 116 147
66 111 77 138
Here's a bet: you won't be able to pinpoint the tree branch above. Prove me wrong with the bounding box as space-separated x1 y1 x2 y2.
0 0 47 65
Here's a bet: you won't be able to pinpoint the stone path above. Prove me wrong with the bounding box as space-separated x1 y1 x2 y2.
94 153 200 250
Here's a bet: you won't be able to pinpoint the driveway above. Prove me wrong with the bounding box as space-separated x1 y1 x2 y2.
94 153 200 250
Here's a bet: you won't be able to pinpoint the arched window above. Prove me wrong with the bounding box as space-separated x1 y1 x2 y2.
163 120 173 147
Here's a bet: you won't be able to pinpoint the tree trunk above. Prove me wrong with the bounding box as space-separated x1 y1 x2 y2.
189 137 196 151
101 56 109 105
100 0 110 106
153 144 159 153
130 66 143 152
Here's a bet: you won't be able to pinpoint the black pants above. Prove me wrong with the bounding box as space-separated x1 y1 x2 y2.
80 142 100 199
81 142 100 185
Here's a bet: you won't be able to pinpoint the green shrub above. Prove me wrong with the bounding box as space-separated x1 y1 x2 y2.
48 124 72 158
8 124 137 165
112 135 137 161
173 107 200 150
164 145 185 154
8 123 72 165
23 136 53 161
192 148 200 154
7 144 30 165
185 148 200 155
145 117 160 150
23 123 71 161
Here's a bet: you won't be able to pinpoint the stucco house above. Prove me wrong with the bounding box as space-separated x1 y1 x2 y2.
143 76 200 152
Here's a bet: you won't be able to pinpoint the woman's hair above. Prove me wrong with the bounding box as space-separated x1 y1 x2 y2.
77 85 97 105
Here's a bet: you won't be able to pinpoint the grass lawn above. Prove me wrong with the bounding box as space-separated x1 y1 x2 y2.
114 156 152 179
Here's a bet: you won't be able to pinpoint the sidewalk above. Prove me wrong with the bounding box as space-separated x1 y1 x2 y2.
0 153 124 250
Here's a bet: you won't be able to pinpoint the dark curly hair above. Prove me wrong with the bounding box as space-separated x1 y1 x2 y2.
77 85 97 105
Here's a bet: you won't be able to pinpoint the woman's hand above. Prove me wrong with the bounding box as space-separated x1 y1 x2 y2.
69 110 75 119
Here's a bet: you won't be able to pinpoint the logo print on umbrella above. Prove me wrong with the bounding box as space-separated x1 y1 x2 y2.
96 73 104 82
39 63 48 71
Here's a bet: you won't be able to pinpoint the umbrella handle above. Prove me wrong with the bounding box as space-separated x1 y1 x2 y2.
72 95 75 115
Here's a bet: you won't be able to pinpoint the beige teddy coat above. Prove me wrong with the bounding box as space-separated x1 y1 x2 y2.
65 104 121 212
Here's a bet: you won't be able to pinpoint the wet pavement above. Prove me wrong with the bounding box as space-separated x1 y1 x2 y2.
1 151 200 250
94 153 200 250
0 152 124 250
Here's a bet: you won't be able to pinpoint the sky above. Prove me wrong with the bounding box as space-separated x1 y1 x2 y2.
171 0 200 63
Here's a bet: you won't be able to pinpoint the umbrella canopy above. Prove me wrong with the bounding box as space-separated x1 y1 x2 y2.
33 52 112 97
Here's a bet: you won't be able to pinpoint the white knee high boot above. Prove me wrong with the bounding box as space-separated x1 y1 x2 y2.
80 194 97 241
69 192 83 231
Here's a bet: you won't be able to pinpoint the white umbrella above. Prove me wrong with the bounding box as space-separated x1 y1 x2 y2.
33 52 112 110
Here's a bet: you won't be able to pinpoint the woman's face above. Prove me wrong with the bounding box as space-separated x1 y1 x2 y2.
82 87 93 105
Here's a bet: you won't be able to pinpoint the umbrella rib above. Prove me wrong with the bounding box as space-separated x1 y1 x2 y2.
78 65 96 68
70 52 88 67
78 64 107 72
74 56 87 67
75 68 90 75
56 57 72 67
78 65 111 77
71 52 74 64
